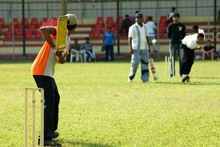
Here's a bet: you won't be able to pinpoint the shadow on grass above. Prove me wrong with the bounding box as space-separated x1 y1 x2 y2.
193 76 220 80
155 81 220 86
62 140 114 147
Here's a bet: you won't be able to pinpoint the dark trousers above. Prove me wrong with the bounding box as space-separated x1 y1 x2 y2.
180 44 195 75
33 75 60 141
105 45 114 61
86 49 95 62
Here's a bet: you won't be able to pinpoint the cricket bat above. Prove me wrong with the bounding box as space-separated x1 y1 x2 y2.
149 58 158 81
56 16 68 52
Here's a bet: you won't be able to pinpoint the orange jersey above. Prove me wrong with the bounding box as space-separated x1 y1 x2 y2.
31 27 70 78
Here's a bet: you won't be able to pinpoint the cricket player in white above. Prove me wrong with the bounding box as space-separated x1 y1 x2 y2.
146 16 157 52
180 33 205 82
128 13 151 83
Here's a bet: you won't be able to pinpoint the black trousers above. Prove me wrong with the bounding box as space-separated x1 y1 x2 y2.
33 75 60 141
105 45 114 61
180 44 195 75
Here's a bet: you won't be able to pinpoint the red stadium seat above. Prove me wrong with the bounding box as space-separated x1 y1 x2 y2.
15 24 23 32
96 17 104 26
15 32 23 40
94 24 104 33
30 18 39 26
28 25 36 33
112 29 117 36
0 18 5 27
40 18 48 24
51 17 58 21
92 30 100 38
25 31 33 39
116 16 123 25
12 18 19 26
15 29 22 35
35 31 42 40
114 23 122 31
159 23 166 33
4 31 12 40
159 16 167 23
21 18 29 27
106 23 112 29
106 17 114 28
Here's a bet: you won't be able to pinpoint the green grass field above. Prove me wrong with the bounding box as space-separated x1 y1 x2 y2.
0 59 219 147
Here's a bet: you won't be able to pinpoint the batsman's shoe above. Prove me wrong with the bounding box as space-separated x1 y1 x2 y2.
53 132 59 139
186 76 190 82
143 81 149 83
38 140 62 147
182 75 189 82
128 77 133 83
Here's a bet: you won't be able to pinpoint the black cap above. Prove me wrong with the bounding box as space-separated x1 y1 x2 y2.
173 13 180 17
135 13 143 18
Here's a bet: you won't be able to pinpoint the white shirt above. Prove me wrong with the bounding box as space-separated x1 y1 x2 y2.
169 12 174 18
146 21 156 37
182 34 200 49
128 23 149 50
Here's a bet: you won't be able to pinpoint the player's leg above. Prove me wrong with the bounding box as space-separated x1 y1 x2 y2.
33 75 55 141
128 50 141 81
180 45 190 82
186 49 195 81
52 78 60 133
110 45 114 61
202 52 205 60
211 51 214 60
177 44 183 76
169 43 176 77
105 45 109 61
140 49 149 82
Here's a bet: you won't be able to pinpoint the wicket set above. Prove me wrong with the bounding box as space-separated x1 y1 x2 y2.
25 88 44 147
165 56 175 80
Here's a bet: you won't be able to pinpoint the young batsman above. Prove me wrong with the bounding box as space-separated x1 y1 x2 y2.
31 14 78 146
180 33 205 82
128 13 151 83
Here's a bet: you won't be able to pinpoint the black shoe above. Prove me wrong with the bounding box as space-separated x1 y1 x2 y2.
182 76 189 82
153 50 158 52
44 140 62 146
186 76 190 82
53 132 59 139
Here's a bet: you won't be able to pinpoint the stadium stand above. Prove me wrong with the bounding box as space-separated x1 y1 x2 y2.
0 16 219 58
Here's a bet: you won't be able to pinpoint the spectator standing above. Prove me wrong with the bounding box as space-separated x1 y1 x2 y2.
167 13 186 77
103 27 115 61
146 16 157 52
121 14 132 36
81 38 95 62
128 13 151 83
202 40 214 60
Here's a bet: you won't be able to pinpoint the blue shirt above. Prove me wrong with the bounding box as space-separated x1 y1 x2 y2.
103 32 115 45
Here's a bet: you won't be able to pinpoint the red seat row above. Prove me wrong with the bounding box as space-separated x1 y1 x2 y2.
3 30 42 40
0 17 49 28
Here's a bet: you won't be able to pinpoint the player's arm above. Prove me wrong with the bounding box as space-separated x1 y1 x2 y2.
146 36 151 53
182 24 186 39
128 37 133 54
167 25 171 39
40 26 62 57
40 26 56 47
